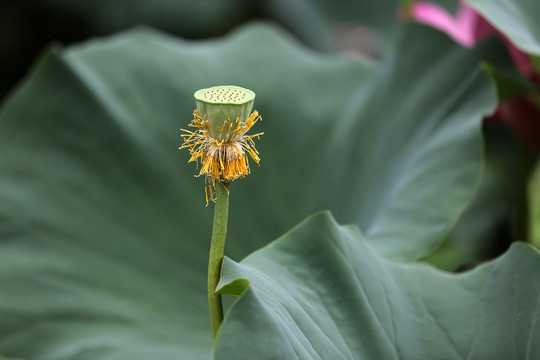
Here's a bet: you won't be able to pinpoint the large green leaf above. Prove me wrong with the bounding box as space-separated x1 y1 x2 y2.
466 0 540 56
0 22 507 358
60 23 502 262
216 212 540 359
422 126 516 271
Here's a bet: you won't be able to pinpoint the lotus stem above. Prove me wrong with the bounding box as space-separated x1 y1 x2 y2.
208 181 229 342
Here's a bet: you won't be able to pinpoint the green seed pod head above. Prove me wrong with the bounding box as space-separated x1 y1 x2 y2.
194 85 255 142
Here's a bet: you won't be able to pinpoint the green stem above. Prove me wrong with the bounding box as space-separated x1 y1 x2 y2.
208 182 229 342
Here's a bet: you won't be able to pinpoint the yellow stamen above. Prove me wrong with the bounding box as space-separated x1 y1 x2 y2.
180 109 262 202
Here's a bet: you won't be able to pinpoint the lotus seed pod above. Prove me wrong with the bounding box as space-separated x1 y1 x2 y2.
194 85 255 142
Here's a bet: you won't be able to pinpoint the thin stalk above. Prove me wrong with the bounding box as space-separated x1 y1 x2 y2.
208 182 229 342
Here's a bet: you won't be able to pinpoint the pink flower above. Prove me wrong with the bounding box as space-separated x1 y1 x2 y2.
411 1 536 80
411 2 493 48
410 1 540 149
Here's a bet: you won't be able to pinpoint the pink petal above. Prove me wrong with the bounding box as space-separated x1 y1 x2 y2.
411 2 495 47
410 2 535 81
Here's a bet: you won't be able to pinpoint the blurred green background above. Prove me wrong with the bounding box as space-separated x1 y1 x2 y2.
0 0 413 100
1 0 531 273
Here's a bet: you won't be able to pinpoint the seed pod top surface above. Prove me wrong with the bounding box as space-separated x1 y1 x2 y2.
194 86 256 142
